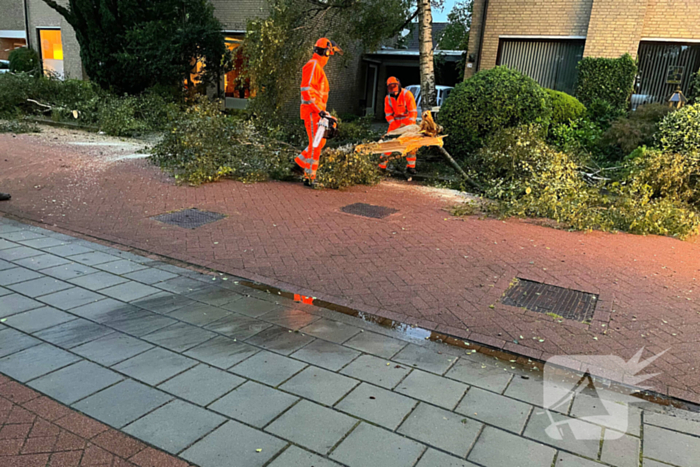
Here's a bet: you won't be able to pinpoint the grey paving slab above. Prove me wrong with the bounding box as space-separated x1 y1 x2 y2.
222 295 282 317
298 318 362 344
17 236 69 249
69 298 135 322
67 272 129 291
554 451 606 466
0 285 10 297
642 460 674 467
204 313 272 340
330 422 425 467
0 239 16 250
0 259 14 271
66 251 121 266
112 347 198 385
644 412 700 437
398 403 483 458
456 387 533 434
643 425 700 467
99 281 162 302
290 339 360 371
340 354 412 389
152 263 193 275
393 344 458 375
230 350 307 386
0 245 43 261
344 331 408 359
185 336 260 370
280 366 358 406
182 420 287 467
40 262 99 280
446 360 514 393
208 380 298 428
523 411 602 459
7 276 73 298
142 322 217 352
123 400 225 455
14 253 71 271
158 364 245 406
571 393 642 436
71 332 153 366
0 267 42 286
0 230 45 242
3 306 77 333
167 302 232 326
155 276 208 294
600 432 640 467
100 307 177 337
35 319 114 348
0 343 81 382
94 259 148 275
468 426 557 467
246 325 316 355
505 375 570 412
416 449 479 467
185 285 243 307
335 382 416 430
123 268 177 285
266 400 356 455
260 307 321 330
131 292 195 314
37 287 103 310
0 293 44 317
395 369 468 410
44 244 95 257
73 379 173 428
0 328 41 358
267 446 341 467
28 360 123 404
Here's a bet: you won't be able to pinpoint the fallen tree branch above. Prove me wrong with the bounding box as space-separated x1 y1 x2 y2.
438 147 483 191
26 99 52 113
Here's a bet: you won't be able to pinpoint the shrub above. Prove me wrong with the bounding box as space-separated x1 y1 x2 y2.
8 47 40 74
602 104 673 156
315 146 381 189
548 118 604 160
656 103 700 154
438 66 552 157
330 115 380 147
586 97 627 127
576 54 637 111
622 147 700 204
689 70 700 104
545 89 586 125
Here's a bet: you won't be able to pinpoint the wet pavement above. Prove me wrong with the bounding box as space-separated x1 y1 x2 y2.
1 217 700 466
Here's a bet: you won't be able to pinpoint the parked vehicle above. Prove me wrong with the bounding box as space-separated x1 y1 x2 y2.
404 85 454 120
0 60 9 73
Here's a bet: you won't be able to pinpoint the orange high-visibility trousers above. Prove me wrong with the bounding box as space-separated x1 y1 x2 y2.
295 114 326 180
379 120 417 170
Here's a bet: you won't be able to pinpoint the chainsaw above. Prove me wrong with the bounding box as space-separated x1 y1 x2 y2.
313 113 339 148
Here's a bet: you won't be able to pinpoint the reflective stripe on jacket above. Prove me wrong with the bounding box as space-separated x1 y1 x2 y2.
300 58 329 119
385 88 418 126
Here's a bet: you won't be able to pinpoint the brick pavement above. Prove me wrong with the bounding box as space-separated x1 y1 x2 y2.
1 130 700 404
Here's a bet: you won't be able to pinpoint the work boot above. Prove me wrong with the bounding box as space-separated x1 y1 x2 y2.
303 179 316 189
406 167 417 176
0 193 10 201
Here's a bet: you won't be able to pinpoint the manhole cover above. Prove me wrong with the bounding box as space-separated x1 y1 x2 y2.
501 278 598 322
341 203 398 219
151 209 225 229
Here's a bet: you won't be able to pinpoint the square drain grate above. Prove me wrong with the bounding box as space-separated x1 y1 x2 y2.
501 278 598 322
341 203 398 219
151 208 225 229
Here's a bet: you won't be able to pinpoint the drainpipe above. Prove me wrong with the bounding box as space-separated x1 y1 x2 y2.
23 0 30 48
476 0 489 72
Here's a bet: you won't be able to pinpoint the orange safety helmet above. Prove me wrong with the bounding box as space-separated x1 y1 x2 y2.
314 38 343 57
387 76 401 95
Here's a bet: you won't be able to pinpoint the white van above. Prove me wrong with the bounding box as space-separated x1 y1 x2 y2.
404 85 454 120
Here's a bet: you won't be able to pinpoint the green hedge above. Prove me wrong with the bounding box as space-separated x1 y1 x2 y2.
576 54 637 111
657 103 700 154
8 47 40 74
689 70 700 104
545 89 586 125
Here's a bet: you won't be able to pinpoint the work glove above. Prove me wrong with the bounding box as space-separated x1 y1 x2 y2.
319 110 330 119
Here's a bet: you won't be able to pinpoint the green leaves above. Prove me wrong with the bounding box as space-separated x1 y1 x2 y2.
576 54 637 113
657 104 700 155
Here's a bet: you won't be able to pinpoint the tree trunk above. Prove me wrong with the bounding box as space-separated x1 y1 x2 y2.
418 0 437 110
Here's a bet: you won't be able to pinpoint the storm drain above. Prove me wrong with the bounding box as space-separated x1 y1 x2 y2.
151 209 225 229
502 278 598 322
341 203 398 219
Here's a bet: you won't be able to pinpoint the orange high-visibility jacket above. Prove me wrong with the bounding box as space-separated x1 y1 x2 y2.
300 57 329 119
385 88 418 128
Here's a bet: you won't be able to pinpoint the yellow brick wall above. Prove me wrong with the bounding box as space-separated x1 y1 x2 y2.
583 0 648 58
642 0 700 40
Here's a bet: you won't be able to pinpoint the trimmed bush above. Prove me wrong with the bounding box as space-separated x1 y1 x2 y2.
438 66 552 157
602 103 673 156
576 54 637 111
8 47 40 74
656 103 700 154
546 89 586 125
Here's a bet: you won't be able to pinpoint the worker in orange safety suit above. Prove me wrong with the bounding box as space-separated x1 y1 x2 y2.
294 38 342 187
380 77 419 175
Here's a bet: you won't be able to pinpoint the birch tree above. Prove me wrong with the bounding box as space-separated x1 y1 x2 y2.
418 0 437 110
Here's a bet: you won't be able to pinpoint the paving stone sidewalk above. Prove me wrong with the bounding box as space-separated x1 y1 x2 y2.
1 217 700 467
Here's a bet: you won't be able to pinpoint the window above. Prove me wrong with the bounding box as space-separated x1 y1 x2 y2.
38 29 63 78
634 42 700 108
224 36 253 104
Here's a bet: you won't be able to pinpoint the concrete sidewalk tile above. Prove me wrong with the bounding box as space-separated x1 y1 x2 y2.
73 379 173 428
554 451 605 466
185 286 242 307
642 460 676 467
230 350 307 386
395 370 468 410
208 381 298 428
0 230 45 242
600 431 640 467
330 423 425 467
123 268 177 285
456 387 532 434
167 303 231 326
0 285 9 296
204 313 272 340
291 339 360 371
393 344 458 375
0 267 42 286
340 354 411 389
245 326 315 355
266 400 356 455
181 420 287 467
14 254 71 271
68 272 129 291
398 403 482 458
299 318 362 344
222 296 281 317
154 277 207 294
280 366 358 406
112 347 197 385
335 382 416 430
157 364 245 406
185 336 260 370
523 411 602 459
0 259 14 270
505 375 566 411
28 360 123 405
3 307 77 333
571 393 642 437
35 319 113 348
416 449 479 467
94 260 147 275
267 445 341 467
101 308 177 337
69 298 133 322
152 263 192 275
66 251 120 266
468 426 556 467
123 400 225 454
0 294 44 317
344 331 408 359
131 292 194 314
643 425 700 467
0 344 80 382
260 307 321 330
7 277 73 298
37 287 103 310
40 262 99 280
17 236 68 249
72 333 153 366
0 238 15 250
142 322 217 352
446 360 514 393
0 246 43 261
644 412 700 437
44 244 94 257
99 282 162 302
0 328 41 358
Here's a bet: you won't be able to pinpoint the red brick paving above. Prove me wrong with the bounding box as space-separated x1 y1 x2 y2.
0 374 192 467
1 132 700 403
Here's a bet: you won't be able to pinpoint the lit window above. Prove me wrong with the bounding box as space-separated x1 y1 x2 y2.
38 29 63 78
224 36 254 99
